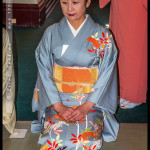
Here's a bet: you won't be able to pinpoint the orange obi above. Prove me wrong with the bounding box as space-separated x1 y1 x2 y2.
53 64 98 93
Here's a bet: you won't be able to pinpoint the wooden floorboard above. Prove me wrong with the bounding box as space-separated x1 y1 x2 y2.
3 121 147 150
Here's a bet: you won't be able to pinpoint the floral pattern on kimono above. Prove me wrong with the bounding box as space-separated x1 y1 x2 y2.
39 94 104 150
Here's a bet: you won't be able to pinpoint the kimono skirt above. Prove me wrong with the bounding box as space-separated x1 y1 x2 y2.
39 94 104 150
38 65 105 150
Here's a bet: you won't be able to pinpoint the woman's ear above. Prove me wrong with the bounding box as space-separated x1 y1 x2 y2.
86 0 91 8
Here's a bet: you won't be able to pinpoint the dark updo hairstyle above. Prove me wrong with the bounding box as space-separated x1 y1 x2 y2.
85 0 89 4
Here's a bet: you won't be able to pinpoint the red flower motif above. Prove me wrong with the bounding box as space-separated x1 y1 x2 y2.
86 32 112 59
46 140 59 150
82 144 97 150
46 116 55 125
99 32 109 45
102 32 105 38
87 37 101 48
89 110 97 113
70 133 82 144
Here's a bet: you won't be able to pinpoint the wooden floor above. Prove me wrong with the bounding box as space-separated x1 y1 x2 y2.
3 121 147 150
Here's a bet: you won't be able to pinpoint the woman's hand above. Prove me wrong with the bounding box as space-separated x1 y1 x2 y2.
53 102 74 121
67 101 95 122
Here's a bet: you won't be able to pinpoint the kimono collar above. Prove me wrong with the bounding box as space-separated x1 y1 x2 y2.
66 14 89 37
58 15 96 44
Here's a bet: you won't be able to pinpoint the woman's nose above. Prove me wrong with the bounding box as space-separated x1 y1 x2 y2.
67 3 73 11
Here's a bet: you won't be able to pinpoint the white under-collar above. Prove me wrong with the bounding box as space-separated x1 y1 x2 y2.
66 14 89 37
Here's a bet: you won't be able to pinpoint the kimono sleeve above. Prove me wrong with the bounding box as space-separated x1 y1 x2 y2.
99 0 111 8
87 33 118 114
32 27 61 112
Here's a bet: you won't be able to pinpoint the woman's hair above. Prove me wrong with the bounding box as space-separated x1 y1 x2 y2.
85 0 89 4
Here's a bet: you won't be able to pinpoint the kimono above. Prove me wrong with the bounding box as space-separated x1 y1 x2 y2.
31 15 119 150
3 27 16 134
99 0 147 103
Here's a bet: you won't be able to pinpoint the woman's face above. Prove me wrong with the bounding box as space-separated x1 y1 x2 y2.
60 0 91 23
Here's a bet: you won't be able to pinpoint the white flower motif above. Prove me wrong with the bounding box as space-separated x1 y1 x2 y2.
88 121 99 131
92 139 102 149
91 32 99 40
107 42 112 49
51 121 69 130
44 121 50 129
91 88 95 92
51 134 64 146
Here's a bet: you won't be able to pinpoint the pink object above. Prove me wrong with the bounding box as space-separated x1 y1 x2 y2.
99 0 147 103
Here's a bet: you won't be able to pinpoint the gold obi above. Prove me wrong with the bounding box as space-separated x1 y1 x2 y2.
53 64 98 93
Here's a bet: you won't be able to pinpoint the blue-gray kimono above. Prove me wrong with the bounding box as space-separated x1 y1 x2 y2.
31 15 119 150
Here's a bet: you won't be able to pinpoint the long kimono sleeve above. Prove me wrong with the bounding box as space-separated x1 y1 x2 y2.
32 27 61 113
99 0 111 8
87 33 118 114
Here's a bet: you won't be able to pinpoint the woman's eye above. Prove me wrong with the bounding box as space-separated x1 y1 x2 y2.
73 2 78 4
62 2 67 4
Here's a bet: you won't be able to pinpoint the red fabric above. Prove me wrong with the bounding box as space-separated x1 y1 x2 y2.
99 0 147 103
99 0 110 8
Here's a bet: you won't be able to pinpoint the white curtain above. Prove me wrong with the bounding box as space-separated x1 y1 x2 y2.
3 27 16 134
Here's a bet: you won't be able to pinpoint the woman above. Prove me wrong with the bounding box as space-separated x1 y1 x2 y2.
31 0 119 149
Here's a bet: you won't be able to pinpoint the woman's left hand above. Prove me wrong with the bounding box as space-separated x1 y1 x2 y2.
67 101 95 122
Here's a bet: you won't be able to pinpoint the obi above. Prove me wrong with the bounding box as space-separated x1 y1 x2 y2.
53 63 98 93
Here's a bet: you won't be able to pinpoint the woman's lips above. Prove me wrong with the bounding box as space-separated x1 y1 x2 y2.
68 14 75 16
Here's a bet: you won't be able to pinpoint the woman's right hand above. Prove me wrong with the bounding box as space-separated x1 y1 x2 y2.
53 102 74 121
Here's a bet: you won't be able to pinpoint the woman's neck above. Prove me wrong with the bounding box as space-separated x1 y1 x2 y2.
68 15 86 30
